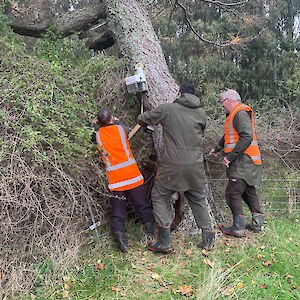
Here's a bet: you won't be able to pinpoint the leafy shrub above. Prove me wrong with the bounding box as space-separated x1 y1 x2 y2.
0 26 127 298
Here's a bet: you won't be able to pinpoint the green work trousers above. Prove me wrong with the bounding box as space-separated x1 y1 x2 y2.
151 180 213 230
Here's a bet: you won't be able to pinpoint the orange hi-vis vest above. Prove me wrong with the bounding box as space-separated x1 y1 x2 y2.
96 124 144 191
224 103 262 165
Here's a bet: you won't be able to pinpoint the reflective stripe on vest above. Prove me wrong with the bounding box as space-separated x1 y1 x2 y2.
224 104 262 165
96 125 144 191
108 174 144 190
96 125 136 171
225 140 258 150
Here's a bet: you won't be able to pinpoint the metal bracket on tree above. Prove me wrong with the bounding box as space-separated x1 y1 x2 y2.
124 63 149 139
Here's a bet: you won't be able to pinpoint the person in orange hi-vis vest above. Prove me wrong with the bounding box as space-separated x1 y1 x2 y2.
91 108 154 252
209 89 265 237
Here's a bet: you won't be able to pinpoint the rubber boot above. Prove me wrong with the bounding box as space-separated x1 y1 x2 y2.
246 213 265 232
219 215 245 237
144 221 155 237
147 226 172 253
114 231 129 252
202 229 216 250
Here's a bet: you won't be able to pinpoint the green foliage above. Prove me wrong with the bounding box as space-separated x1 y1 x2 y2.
34 28 93 65
152 0 300 112
0 12 23 48
0 1 8 12
1 28 121 163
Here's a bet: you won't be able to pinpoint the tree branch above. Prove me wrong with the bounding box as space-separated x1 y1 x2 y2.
174 0 263 47
201 0 247 7
175 0 220 46
5 2 107 38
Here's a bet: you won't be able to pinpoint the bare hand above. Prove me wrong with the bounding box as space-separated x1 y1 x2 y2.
209 148 218 157
223 157 230 168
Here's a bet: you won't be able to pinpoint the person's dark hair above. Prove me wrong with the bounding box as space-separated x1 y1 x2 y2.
97 108 112 126
179 84 195 95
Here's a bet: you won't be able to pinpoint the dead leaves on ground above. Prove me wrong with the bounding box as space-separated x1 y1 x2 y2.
203 258 214 268
178 285 193 296
95 260 104 271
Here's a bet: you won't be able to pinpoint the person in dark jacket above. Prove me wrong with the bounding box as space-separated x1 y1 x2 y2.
92 108 155 252
209 89 265 237
137 84 215 253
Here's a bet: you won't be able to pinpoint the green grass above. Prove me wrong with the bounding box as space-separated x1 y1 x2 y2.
23 214 300 300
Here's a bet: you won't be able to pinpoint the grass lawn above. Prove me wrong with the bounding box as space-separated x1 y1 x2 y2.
26 214 300 300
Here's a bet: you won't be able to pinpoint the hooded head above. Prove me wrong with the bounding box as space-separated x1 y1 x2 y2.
179 84 195 95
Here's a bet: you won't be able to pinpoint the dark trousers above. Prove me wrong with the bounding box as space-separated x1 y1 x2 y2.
225 178 263 216
110 184 154 232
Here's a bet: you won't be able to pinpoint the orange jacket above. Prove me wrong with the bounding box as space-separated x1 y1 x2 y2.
96 124 144 191
224 103 262 165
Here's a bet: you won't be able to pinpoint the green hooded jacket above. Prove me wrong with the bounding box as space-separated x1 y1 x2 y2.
137 93 206 191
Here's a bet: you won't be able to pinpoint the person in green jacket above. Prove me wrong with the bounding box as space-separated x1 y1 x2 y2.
209 89 265 237
137 84 215 253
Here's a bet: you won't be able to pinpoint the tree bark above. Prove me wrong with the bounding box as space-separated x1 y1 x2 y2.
105 0 178 156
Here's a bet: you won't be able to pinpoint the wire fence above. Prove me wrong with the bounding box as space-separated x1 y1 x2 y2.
207 178 300 212
205 156 300 215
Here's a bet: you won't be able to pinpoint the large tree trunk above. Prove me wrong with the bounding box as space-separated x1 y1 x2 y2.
105 0 178 156
105 0 178 106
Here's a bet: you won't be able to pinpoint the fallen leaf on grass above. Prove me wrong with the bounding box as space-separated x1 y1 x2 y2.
283 273 294 279
63 276 76 285
223 239 232 246
96 260 104 271
236 281 244 290
152 273 160 280
260 284 268 289
203 258 214 268
62 290 69 298
63 276 70 283
179 285 193 295
185 249 193 256
291 285 297 290
262 260 272 266
230 37 241 45
147 264 154 271
222 286 234 296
